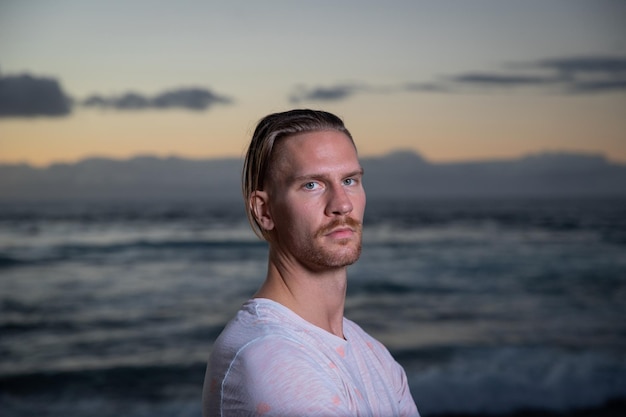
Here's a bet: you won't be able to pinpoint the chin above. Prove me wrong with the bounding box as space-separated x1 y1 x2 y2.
316 244 362 269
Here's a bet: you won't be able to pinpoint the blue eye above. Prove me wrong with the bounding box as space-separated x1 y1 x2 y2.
304 182 318 190
343 178 355 186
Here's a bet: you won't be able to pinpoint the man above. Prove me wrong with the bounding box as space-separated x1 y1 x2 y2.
203 109 419 416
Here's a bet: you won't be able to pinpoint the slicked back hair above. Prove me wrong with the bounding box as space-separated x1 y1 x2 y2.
242 109 355 240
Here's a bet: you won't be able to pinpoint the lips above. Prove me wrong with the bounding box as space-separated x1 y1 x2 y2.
326 227 355 238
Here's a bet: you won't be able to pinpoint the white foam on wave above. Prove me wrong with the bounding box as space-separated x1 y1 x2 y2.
409 346 626 415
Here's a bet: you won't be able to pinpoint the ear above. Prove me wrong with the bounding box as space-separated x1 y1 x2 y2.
250 190 275 232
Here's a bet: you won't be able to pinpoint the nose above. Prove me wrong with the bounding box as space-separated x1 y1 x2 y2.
325 183 353 216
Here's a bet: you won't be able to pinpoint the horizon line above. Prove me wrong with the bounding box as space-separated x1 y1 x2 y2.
0 148 620 169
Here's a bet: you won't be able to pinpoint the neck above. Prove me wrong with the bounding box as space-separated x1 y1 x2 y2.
254 247 348 338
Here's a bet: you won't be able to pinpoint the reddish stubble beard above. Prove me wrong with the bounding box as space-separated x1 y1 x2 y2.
304 216 363 270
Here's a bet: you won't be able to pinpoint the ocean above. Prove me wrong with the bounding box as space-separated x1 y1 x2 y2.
0 197 625 416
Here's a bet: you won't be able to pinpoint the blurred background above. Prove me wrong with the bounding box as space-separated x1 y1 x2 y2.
1 1 625 416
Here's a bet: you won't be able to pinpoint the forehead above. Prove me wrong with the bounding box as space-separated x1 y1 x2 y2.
272 130 360 175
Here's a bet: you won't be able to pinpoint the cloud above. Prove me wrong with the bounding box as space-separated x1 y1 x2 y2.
0 73 72 117
438 55 626 94
288 55 626 103
82 87 233 111
0 71 234 117
532 56 626 94
448 73 552 88
289 84 364 103
403 82 451 93
566 79 626 93
534 56 626 77
288 82 400 103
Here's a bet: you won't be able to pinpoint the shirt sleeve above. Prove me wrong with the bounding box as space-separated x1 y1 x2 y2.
394 360 420 417
368 336 420 417
219 335 354 417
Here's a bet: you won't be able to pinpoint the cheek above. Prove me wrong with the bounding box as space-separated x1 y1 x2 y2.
352 192 367 219
272 199 313 232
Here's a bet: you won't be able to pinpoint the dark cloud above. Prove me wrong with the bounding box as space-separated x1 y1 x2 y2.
566 79 626 94
534 56 626 76
533 56 626 94
288 55 626 103
0 71 235 117
0 73 72 117
403 82 450 93
289 84 364 103
82 87 232 111
152 88 231 109
441 55 626 94
449 73 552 88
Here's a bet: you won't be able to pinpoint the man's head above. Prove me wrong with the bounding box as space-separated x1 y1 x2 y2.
243 109 356 237
242 109 365 270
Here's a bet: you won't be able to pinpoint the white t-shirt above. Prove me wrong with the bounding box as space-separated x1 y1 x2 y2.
203 298 420 417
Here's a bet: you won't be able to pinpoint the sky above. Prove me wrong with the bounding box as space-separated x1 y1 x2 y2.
1 0 625 166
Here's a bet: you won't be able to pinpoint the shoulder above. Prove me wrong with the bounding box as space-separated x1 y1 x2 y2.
211 299 314 356
227 332 328 383
213 303 333 385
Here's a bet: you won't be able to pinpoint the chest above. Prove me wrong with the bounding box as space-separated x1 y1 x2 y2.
324 342 400 416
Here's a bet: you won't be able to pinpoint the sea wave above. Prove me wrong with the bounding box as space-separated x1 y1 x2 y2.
1 348 625 417
408 346 626 416
0 239 266 268
0 363 206 417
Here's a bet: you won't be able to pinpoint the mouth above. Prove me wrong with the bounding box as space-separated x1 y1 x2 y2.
325 227 355 239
